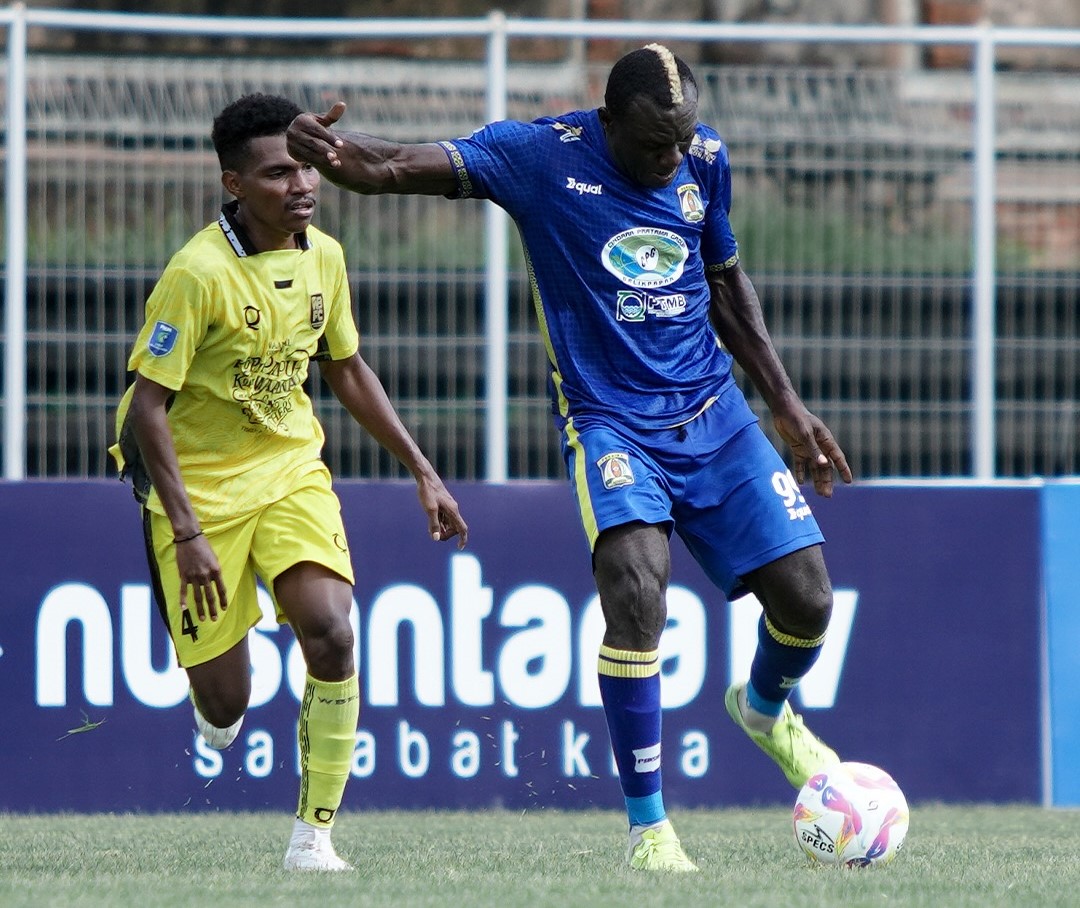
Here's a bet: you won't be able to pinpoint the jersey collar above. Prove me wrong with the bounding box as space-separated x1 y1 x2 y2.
217 200 311 257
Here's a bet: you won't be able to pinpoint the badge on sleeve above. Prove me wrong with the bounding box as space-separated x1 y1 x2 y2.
147 320 179 357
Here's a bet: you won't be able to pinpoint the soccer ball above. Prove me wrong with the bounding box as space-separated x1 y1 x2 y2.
793 761 909 867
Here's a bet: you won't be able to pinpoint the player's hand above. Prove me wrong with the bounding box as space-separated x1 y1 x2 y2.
175 534 228 622
772 403 853 498
416 475 469 549
287 102 347 169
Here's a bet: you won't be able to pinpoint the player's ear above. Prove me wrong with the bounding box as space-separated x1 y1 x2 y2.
597 106 612 132
221 169 242 198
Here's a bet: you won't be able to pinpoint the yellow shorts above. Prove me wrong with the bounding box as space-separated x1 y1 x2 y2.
145 465 355 668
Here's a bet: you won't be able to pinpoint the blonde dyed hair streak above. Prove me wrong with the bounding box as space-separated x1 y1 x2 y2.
643 43 683 105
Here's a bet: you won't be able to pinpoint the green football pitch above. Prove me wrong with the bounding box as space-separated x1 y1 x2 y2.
2 805 1079 907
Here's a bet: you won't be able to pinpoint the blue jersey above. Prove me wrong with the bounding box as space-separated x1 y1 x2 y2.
440 108 742 431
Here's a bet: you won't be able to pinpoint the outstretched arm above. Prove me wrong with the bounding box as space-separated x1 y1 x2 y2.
286 101 457 196
320 352 468 548
707 264 852 497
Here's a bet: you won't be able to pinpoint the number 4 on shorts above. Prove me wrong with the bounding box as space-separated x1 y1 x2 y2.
181 609 198 642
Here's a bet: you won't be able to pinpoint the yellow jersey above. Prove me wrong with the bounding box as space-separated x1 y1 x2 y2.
111 202 359 521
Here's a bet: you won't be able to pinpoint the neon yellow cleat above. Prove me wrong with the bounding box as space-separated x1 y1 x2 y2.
627 820 699 873
725 682 839 788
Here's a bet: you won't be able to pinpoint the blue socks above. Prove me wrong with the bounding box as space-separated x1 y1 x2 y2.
747 614 825 717
598 645 667 828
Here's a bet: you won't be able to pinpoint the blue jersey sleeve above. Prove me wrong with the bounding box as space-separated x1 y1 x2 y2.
695 130 740 271
438 119 545 214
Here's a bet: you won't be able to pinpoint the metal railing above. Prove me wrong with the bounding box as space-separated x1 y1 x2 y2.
3 5 1079 481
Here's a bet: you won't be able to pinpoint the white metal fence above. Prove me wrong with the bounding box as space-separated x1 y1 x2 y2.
2 7 1079 481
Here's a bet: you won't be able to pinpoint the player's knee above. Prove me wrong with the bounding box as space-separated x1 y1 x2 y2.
301 620 355 680
195 687 248 728
799 586 833 638
779 581 833 639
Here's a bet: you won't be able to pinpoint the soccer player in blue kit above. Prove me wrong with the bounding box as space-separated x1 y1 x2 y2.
287 44 852 872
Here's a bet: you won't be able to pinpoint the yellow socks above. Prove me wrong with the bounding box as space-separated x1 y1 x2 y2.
296 673 360 827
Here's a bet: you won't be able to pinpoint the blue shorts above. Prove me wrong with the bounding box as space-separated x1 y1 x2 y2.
561 389 825 600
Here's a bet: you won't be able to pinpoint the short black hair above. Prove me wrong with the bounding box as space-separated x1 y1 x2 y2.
211 93 302 172
604 45 697 117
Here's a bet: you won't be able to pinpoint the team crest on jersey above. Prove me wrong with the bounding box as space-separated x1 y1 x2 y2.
597 452 635 489
677 183 705 222
551 122 583 143
310 293 325 329
601 227 688 289
147 320 178 357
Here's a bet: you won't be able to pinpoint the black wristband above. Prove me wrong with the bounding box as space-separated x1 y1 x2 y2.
173 530 204 544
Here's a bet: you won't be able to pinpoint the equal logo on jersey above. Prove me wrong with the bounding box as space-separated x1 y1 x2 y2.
310 293 325 329
597 452 635 489
677 183 705 222
601 227 688 289
565 176 602 196
146 321 179 357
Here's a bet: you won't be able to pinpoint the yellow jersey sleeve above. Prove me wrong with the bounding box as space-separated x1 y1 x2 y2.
127 261 213 391
313 236 359 362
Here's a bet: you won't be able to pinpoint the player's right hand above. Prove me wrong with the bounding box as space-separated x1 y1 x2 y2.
287 102 347 169
176 535 228 622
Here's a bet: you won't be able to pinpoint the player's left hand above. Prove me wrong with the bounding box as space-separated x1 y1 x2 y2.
416 475 469 549
772 405 853 497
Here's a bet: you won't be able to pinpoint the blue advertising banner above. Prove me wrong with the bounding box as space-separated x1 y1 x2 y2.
1043 481 1080 806
0 480 1042 814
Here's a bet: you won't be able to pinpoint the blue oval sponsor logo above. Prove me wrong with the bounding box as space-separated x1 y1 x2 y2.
601 227 688 289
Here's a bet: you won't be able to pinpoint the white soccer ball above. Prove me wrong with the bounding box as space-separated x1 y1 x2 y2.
793 761 909 867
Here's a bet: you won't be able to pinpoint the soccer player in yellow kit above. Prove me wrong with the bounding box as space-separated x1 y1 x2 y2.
110 93 468 871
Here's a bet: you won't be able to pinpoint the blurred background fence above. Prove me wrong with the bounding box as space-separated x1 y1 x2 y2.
1 9 1078 482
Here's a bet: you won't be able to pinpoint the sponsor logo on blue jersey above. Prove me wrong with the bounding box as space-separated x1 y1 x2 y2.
147 321 179 357
551 122 583 143
689 134 723 164
601 227 688 289
565 176 602 196
616 290 688 321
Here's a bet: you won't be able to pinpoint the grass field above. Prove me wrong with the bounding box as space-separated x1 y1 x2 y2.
3 805 1079 907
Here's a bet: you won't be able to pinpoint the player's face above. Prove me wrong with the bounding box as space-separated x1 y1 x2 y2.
601 84 698 189
222 133 321 251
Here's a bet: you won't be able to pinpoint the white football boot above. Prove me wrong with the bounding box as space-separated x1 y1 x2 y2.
189 690 243 750
282 818 353 872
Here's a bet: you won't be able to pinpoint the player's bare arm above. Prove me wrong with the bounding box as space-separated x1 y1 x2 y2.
319 353 468 548
707 265 852 496
128 374 228 619
287 102 457 197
